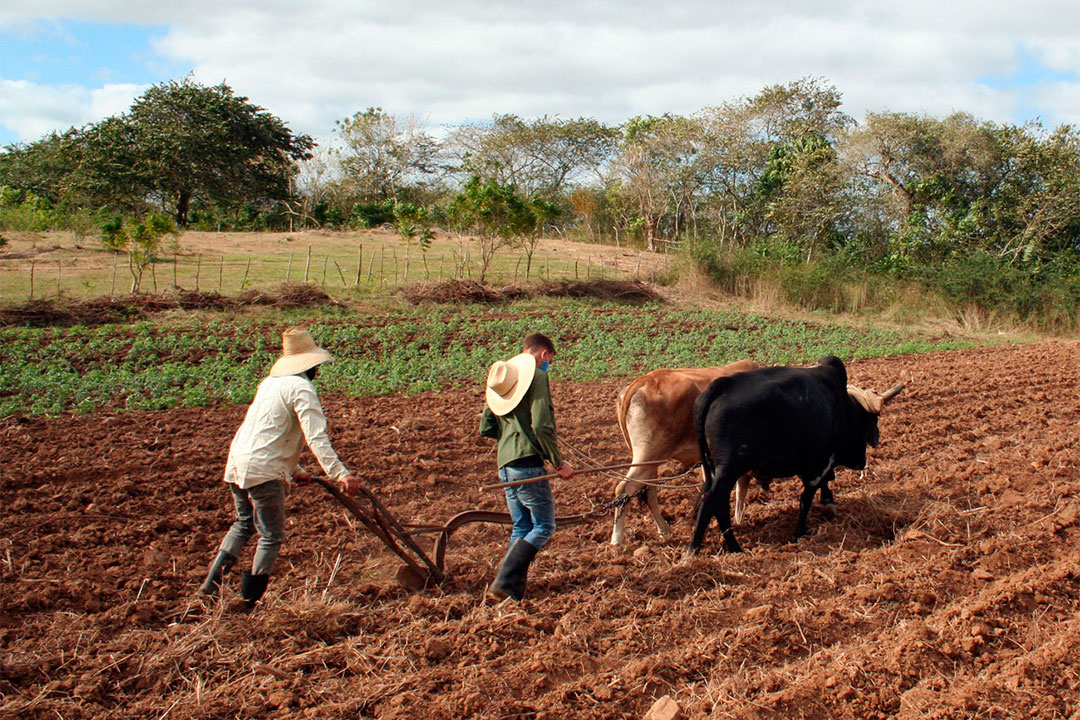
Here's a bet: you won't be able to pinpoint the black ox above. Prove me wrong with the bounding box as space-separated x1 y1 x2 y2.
687 356 902 555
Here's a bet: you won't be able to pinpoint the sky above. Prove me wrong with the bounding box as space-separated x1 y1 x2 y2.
1 1 1078 148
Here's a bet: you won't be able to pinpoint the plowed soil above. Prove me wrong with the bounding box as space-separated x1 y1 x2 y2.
2 341 1078 719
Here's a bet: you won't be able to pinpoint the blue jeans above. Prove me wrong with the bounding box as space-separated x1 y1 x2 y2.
499 464 556 549
218 480 286 576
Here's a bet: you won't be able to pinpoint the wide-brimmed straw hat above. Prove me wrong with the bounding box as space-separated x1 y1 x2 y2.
269 327 333 377
485 353 537 416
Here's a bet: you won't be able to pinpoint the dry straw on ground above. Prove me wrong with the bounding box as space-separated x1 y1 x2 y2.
401 279 660 304
0 283 335 327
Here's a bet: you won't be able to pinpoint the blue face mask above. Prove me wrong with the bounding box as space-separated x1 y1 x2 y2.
539 360 550 372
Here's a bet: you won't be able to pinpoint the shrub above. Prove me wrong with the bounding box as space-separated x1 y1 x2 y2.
351 200 395 228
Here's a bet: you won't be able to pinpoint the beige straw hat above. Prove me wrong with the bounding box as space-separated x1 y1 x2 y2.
485 353 537 416
269 327 334 377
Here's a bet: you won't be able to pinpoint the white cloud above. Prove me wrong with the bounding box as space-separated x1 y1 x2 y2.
0 79 144 141
2 1 1079 144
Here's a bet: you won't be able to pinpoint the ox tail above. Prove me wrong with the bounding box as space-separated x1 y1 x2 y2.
734 475 750 524
694 376 730 496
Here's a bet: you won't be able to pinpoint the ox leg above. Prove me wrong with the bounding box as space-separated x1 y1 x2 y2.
610 478 637 546
794 482 817 540
644 486 671 540
795 469 834 540
686 474 741 556
611 462 665 546
818 481 836 508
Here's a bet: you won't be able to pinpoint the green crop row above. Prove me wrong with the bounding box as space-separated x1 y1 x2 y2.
0 300 977 416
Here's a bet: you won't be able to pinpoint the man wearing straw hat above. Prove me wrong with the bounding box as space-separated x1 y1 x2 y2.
200 326 360 612
480 332 574 602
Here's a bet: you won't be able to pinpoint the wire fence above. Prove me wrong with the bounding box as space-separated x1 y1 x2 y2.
2 243 672 303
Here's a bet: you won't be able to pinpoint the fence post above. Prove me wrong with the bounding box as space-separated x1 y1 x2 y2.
242 257 251 289
173 254 178 290
304 246 311 283
355 244 362 285
320 254 328 285
29 259 35 300
218 255 224 292
334 260 347 286
195 254 202 292
286 252 294 282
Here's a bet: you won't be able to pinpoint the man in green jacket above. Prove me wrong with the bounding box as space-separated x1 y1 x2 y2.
480 333 574 602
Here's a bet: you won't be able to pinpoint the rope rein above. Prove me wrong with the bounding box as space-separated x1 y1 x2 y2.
556 438 704 491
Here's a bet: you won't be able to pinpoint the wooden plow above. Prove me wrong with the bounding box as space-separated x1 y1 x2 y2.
313 460 664 591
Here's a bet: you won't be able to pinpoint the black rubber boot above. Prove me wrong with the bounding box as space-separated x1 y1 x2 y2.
199 551 237 597
240 571 270 614
486 540 539 602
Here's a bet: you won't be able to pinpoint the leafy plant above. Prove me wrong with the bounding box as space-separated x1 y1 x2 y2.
0 301 975 418
100 212 179 292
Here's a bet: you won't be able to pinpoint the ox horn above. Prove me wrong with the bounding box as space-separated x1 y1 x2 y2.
880 383 905 404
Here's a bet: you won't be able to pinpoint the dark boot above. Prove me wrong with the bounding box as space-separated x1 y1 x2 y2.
486 540 539 602
240 571 270 614
199 551 237 597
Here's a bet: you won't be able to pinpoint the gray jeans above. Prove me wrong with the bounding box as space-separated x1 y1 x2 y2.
218 480 286 576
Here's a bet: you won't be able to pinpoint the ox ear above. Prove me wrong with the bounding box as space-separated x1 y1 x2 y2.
880 384 904 405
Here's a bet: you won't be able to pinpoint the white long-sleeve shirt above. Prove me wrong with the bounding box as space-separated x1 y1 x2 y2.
223 375 349 488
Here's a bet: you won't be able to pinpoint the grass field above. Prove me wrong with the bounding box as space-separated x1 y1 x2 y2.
0 228 670 304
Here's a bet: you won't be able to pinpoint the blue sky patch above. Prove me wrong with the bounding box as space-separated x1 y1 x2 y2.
0 19 180 87
977 46 1079 89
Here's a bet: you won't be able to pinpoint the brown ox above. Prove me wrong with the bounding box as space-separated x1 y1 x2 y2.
611 359 760 546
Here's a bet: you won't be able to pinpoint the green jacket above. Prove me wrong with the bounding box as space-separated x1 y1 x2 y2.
480 370 562 470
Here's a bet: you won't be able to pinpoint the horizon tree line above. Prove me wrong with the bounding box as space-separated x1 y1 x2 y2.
1 75 1078 278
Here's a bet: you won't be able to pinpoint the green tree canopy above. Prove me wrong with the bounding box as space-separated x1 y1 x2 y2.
334 107 440 204
3 77 314 226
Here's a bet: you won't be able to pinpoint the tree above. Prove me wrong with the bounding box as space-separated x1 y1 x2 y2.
100 212 179 293
695 77 853 250
449 115 617 198
59 78 314 226
447 176 543 282
0 131 76 205
842 112 1011 262
334 108 440 203
287 147 338 230
610 114 705 251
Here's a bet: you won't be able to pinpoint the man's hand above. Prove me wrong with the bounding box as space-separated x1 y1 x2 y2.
340 474 361 496
556 463 575 480
293 470 312 485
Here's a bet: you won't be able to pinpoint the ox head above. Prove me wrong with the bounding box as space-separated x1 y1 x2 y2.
842 383 904 467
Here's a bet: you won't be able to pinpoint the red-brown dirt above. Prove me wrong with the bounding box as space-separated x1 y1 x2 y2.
1 341 1078 719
